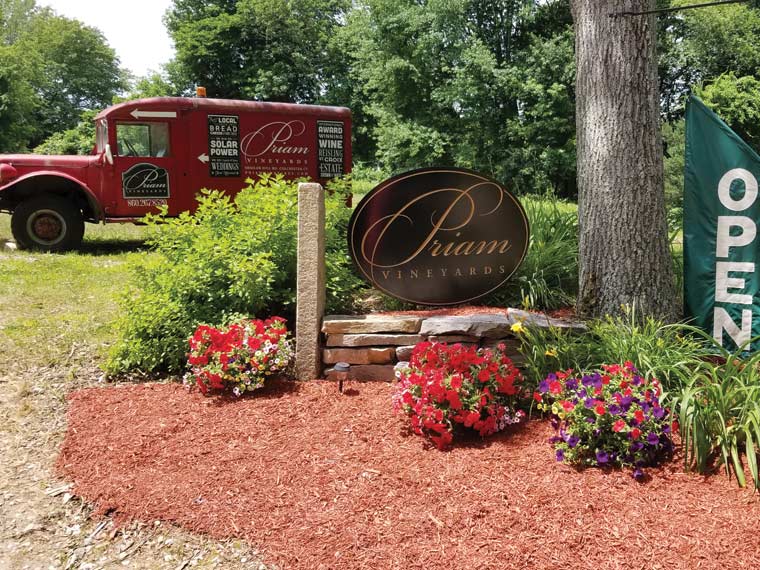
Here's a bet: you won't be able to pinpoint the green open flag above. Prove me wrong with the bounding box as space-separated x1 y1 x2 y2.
684 95 760 350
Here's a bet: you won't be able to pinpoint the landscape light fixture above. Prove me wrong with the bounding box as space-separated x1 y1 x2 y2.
334 362 350 393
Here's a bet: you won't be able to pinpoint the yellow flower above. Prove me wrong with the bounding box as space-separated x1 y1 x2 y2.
545 348 558 358
511 321 525 334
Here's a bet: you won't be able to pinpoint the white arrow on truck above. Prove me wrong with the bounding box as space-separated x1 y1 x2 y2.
129 109 178 119
197 153 209 164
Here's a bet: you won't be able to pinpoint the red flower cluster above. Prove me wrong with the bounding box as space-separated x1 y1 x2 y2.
186 317 293 396
393 342 525 450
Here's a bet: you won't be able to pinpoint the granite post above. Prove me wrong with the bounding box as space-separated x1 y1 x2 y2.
295 182 326 380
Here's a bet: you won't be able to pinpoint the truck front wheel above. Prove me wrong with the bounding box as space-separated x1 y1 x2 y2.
11 195 84 252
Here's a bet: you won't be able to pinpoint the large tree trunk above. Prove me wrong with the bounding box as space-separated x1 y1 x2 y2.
571 0 678 321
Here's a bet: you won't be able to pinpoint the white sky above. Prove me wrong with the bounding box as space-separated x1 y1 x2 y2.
37 0 176 78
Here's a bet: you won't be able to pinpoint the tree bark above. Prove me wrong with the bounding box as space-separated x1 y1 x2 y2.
571 0 678 321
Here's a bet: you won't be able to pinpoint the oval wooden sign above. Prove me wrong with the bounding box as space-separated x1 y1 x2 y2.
348 167 530 305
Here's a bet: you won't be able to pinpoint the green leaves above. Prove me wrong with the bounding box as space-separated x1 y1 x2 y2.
166 0 349 102
107 176 363 375
663 332 760 489
696 73 760 152
0 1 124 151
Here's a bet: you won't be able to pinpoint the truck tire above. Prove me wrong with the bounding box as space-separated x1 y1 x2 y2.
11 194 85 252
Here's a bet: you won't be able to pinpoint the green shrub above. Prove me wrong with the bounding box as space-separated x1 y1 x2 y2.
106 175 363 375
669 334 760 489
483 195 578 310
517 307 707 395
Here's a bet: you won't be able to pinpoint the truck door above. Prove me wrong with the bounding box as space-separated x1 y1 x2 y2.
108 120 184 217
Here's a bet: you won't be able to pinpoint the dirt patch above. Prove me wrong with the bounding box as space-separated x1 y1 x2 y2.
59 379 760 570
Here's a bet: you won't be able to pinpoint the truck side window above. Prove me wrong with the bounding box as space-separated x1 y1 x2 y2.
116 122 170 157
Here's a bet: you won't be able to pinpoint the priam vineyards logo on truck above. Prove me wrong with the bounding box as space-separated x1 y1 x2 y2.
348 168 529 305
122 163 170 199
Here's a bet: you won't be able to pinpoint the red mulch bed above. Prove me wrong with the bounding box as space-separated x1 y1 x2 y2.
58 380 760 569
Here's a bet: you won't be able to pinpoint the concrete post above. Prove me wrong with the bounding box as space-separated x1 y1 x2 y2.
295 183 326 380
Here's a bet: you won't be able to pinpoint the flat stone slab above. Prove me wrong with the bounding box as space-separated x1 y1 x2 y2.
428 335 481 345
395 345 416 361
322 315 422 334
419 314 512 339
324 364 397 382
508 308 586 331
323 347 396 365
325 334 424 347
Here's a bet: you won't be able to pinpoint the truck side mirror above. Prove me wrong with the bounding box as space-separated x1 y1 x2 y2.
104 143 114 166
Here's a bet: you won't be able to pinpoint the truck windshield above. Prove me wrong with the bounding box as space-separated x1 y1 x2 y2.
116 122 170 157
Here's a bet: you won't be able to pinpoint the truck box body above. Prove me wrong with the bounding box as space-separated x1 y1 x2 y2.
0 97 351 250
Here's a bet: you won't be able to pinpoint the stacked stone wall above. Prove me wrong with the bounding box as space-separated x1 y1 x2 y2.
321 310 584 381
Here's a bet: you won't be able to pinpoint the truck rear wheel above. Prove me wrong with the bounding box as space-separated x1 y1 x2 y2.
11 195 84 252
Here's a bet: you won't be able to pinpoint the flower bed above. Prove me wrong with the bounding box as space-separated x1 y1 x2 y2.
185 317 293 396
535 362 674 479
58 380 760 570
393 342 525 449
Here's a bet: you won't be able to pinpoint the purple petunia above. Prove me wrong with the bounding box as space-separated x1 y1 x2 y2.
567 435 580 448
556 449 565 462
647 432 660 445
630 441 644 452
584 397 595 409
595 450 609 464
608 404 622 416
581 375 595 387
652 406 666 420
565 378 579 391
632 468 645 481
631 375 643 386
538 379 550 393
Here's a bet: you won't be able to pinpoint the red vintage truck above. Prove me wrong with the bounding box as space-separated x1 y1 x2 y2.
0 96 352 251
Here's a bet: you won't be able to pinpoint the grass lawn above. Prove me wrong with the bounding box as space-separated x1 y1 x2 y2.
0 214 150 368
0 214 270 569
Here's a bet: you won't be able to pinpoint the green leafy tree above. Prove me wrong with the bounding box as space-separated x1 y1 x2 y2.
0 0 35 44
346 0 576 195
17 10 125 144
33 110 96 155
166 0 350 102
0 43 40 152
0 1 125 150
697 73 760 151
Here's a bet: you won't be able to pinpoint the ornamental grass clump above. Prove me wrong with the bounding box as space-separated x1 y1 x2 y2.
535 362 674 480
393 342 525 450
185 317 293 396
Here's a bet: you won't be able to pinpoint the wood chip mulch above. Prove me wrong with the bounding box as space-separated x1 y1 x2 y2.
58 379 760 570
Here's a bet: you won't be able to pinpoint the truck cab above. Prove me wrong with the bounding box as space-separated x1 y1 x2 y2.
0 97 352 251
